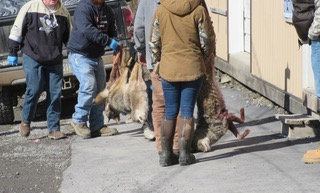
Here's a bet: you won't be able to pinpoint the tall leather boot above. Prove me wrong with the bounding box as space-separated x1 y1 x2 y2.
160 118 178 167
178 117 196 166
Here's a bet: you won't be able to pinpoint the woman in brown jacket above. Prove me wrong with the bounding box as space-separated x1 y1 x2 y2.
149 0 215 166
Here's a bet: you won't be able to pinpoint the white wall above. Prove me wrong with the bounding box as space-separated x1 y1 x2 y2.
228 0 244 53
302 45 315 90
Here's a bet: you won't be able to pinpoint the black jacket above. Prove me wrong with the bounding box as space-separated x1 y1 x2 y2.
8 0 71 65
67 0 117 58
292 0 315 42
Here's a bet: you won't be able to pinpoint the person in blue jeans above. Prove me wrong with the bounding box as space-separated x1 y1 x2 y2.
67 0 120 138
301 0 320 164
7 0 71 140
149 0 216 166
134 0 160 141
311 41 320 99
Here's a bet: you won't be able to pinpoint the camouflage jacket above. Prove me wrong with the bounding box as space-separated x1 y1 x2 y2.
309 0 320 40
149 0 215 82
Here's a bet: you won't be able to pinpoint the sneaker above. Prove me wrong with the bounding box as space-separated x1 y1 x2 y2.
70 121 91 138
48 131 66 140
142 124 155 141
302 147 320 164
19 121 30 137
91 126 119 138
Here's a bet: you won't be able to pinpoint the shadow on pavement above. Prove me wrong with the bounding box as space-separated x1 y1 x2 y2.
197 134 320 163
236 116 278 128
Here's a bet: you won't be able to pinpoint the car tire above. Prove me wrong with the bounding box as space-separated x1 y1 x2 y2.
0 86 14 124
12 95 18 107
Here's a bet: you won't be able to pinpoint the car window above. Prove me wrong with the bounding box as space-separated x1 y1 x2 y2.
0 0 120 17
0 0 29 17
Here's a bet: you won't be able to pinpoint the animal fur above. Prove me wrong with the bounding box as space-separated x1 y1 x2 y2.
192 56 246 152
95 46 149 124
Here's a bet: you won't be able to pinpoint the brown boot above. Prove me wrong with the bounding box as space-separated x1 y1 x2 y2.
91 126 119 138
70 121 91 138
151 72 165 153
48 131 66 140
19 121 30 137
178 117 196 166
159 119 178 167
173 114 182 154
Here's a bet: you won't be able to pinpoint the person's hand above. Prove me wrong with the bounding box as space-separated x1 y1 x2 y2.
7 55 18 66
108 38 120 53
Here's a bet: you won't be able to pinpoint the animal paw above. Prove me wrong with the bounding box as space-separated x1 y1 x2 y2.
198 138 211 152
237 129 250 140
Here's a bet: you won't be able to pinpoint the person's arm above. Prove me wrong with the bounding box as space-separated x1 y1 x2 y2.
309 0 320 40
149 13 161 67
106 5 117 39
134 0 146 57
8 3 30 57
74 3 112 47
63 8 72 46
198 7 216 64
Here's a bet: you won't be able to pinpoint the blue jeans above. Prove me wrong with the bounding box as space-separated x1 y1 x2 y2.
22 54 62 132
68 52 106 131
311 40 320 98
161 76 204 119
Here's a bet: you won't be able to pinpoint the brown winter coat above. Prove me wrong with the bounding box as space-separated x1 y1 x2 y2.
149 0 215 82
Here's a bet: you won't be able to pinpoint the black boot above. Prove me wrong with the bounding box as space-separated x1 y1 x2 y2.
178 117 196 166
159 119 178 167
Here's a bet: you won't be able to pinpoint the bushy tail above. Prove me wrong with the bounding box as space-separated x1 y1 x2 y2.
95 89 109 104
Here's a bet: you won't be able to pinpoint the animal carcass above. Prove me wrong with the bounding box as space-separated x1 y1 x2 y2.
192 56 249 152
95 46 149 124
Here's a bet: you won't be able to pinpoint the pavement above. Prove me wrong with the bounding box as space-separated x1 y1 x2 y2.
59 87 320 193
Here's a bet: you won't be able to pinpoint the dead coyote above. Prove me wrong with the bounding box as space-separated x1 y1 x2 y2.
193 56 250 152
95 45 149 124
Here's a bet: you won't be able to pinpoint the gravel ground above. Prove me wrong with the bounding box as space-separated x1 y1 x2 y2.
0 97 77 193
0 72 288 193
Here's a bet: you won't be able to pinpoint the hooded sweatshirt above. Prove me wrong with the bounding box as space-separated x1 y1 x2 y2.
8 0 71 65
149 0 215 82
67 0 117 58
134 0 160 70
309 0 320 40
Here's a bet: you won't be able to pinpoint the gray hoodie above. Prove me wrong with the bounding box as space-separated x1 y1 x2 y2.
133 0 160 70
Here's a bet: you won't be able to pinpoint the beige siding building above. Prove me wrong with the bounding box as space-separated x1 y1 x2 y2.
206 0 317 115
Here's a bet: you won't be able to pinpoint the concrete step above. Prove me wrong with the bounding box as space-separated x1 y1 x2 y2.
302 88 319 113
275 114 320 139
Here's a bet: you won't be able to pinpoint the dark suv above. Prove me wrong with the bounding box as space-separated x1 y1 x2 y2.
0 0 133 124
